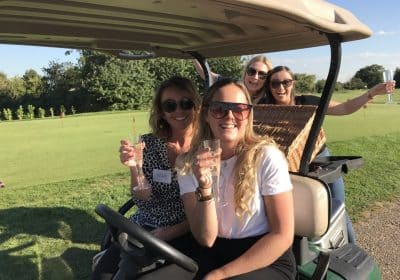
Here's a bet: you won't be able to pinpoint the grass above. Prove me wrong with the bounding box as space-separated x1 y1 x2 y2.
0 173 131 280
0 110 149 188
0 92 400 279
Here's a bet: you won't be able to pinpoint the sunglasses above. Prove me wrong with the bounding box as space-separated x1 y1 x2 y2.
245 67 268 80
208 101 252 121
161 98 195 113
270 79 293 89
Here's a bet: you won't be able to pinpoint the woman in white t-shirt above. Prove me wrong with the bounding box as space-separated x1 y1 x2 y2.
176 78 295 280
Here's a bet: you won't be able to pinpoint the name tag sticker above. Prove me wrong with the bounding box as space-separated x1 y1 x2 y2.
153 169 172 184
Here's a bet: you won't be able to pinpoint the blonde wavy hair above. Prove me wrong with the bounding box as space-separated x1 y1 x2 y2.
242 55 273 102
242 54 273 80
178 78 275 218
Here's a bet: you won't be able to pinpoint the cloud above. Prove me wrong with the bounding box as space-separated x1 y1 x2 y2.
376 30 396 36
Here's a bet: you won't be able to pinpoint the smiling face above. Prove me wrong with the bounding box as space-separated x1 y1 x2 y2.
206 84 250 152
269 69 295 105
243 61 269 96
161 86 195 132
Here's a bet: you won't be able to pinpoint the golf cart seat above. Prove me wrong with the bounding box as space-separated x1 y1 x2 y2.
291 174 377 280
292 174 330 238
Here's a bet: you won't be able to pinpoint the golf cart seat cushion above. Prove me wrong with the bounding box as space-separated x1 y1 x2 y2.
291 174 329 238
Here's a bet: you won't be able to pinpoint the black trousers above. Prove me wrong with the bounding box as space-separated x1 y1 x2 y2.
195 235 296 280
91 232 199 280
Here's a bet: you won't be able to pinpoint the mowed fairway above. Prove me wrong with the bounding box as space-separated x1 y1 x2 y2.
0 111 149 188
324 103 400 141
0 95 399 279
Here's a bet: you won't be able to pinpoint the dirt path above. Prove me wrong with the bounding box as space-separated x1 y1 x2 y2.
353 198 400 280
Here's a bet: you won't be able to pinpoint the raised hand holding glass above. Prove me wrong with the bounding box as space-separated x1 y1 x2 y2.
202 139 227 207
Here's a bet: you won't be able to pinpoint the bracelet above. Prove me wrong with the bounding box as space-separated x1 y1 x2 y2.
195 187 214 202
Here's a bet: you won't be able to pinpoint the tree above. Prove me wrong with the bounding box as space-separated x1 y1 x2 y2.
354 64 384 88
5 77 25 99
146 57 193 88
394 67 400 88
0 72 7 93
294 73 316 93
343 77 366 90
80 50 155 110
41 61 82 113
315 79 325 93
22 69 43 97
207 56 243 78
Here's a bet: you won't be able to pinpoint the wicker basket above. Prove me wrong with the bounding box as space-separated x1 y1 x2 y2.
253 105 326 172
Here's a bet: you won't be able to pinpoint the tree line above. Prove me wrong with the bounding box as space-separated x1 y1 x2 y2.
0 50 399 120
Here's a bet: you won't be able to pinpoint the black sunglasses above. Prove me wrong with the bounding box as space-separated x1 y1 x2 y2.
208 101 252 121
161 98 195 113
270 79 293 89
245 67 268 80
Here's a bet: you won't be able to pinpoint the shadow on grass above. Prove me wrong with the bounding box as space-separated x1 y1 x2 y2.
0 206 106 279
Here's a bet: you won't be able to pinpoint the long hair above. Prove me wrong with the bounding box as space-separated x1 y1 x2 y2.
243 55 272 103
149 76 201 138
178 78 275 218
263 65 296 105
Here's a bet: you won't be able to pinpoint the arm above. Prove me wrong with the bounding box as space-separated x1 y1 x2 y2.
327 81 396 115
206 191 294 279
150 220 190 241
178 148 219 247
192 59 220 82
182 192 218 247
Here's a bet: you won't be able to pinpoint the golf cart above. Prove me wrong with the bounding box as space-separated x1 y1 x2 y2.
0 0 380 279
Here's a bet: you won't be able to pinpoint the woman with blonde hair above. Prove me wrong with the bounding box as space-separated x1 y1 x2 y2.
193 54 272 103
177 78 296 279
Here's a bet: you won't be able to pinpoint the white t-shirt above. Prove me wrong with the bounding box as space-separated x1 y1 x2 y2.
178 145 292 239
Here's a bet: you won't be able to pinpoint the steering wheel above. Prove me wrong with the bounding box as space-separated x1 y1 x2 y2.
95 204 198 273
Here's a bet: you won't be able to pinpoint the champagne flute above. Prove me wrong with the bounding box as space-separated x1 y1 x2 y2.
128 114 150 192
202 139 227 207
383 69 393 103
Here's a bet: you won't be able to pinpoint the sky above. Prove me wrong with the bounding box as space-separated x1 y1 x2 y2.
0 0 398 82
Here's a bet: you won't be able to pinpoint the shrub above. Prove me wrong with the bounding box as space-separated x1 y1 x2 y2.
16 105 24 120
3 108 13 120
27 104 35 119
38 107 46 118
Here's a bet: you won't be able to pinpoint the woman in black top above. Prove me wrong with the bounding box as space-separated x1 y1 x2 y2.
260 65 396 243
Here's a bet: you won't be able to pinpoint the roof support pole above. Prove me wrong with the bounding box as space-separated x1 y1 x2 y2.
299 33 342 175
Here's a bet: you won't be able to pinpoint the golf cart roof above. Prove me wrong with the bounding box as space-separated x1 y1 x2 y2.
0 0 371 58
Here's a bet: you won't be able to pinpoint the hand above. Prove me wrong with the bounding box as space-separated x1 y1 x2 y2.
191 147 221 189
369 81 396 97
119 139 145 167
131 184 151 200
119 139 134 166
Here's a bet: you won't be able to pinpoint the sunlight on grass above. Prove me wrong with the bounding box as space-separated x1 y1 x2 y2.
0 111 150 188
1 100 400 279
